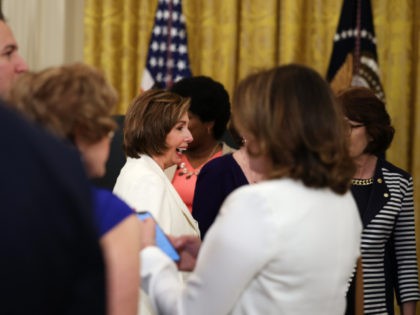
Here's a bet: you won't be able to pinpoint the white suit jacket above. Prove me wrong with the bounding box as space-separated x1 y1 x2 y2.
113 155 200 315
113 155 199 237
141 179 362 315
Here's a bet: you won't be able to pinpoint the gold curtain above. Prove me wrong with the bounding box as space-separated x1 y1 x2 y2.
84 0 156 110
84 1 420 313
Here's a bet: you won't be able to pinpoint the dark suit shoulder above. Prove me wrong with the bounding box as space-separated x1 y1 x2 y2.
0 103 105 315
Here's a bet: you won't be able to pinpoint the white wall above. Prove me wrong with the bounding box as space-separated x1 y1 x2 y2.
3 0 84 70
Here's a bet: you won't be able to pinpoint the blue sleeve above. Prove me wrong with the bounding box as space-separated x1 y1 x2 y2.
92 187 135 237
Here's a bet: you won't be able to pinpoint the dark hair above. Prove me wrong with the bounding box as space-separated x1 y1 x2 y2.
226 119 245 148
123 89 190 158
337 87 394 156
233 64 355 194
170 76 230 140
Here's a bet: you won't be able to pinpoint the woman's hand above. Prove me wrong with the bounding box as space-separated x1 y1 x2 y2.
169 235 201 271
401 301 417 315
140 218 156 250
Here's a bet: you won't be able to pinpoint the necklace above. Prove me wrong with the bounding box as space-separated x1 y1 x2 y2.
178 143 221 179
352 178 374 186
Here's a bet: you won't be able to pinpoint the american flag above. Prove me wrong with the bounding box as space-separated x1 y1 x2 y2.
141 0 192 91
326 0 385 101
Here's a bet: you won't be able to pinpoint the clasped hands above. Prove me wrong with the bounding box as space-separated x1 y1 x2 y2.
141 218 201 272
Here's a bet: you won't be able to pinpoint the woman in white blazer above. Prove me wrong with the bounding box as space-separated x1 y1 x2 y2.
113 89 200 315
113 89 199 236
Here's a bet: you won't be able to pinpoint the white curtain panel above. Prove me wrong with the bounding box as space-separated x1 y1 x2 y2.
3 0 84 70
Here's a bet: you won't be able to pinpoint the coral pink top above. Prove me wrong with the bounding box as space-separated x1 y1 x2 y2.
172 150 222 212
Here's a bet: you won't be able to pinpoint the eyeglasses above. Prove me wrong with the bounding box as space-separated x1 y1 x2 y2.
346 123 365 136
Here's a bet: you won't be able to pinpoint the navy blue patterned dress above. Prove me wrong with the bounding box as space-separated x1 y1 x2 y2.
346 158 420 314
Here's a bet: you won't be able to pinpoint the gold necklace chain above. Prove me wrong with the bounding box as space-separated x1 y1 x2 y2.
178 143 221 179
352 178 374 186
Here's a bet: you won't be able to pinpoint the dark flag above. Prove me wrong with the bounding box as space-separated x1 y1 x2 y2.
141 0 192 91
326 0 385 101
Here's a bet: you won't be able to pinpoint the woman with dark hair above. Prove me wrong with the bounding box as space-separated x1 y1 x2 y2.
166 76 235 212
139 64 362 315
113 89 200 315
338 87 420 315
113 89 199 236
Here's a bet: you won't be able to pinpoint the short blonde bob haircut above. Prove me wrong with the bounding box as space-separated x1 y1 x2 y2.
10 63 118 143
233 64 355 194
123 89 190 158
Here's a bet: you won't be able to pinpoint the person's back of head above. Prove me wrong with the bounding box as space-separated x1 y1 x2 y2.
170 76 231 140
233 64 355 194
9 63 117 144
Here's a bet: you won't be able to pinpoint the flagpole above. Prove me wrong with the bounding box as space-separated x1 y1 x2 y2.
353 0 362 76
166 0 174 87
140 0 192 92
